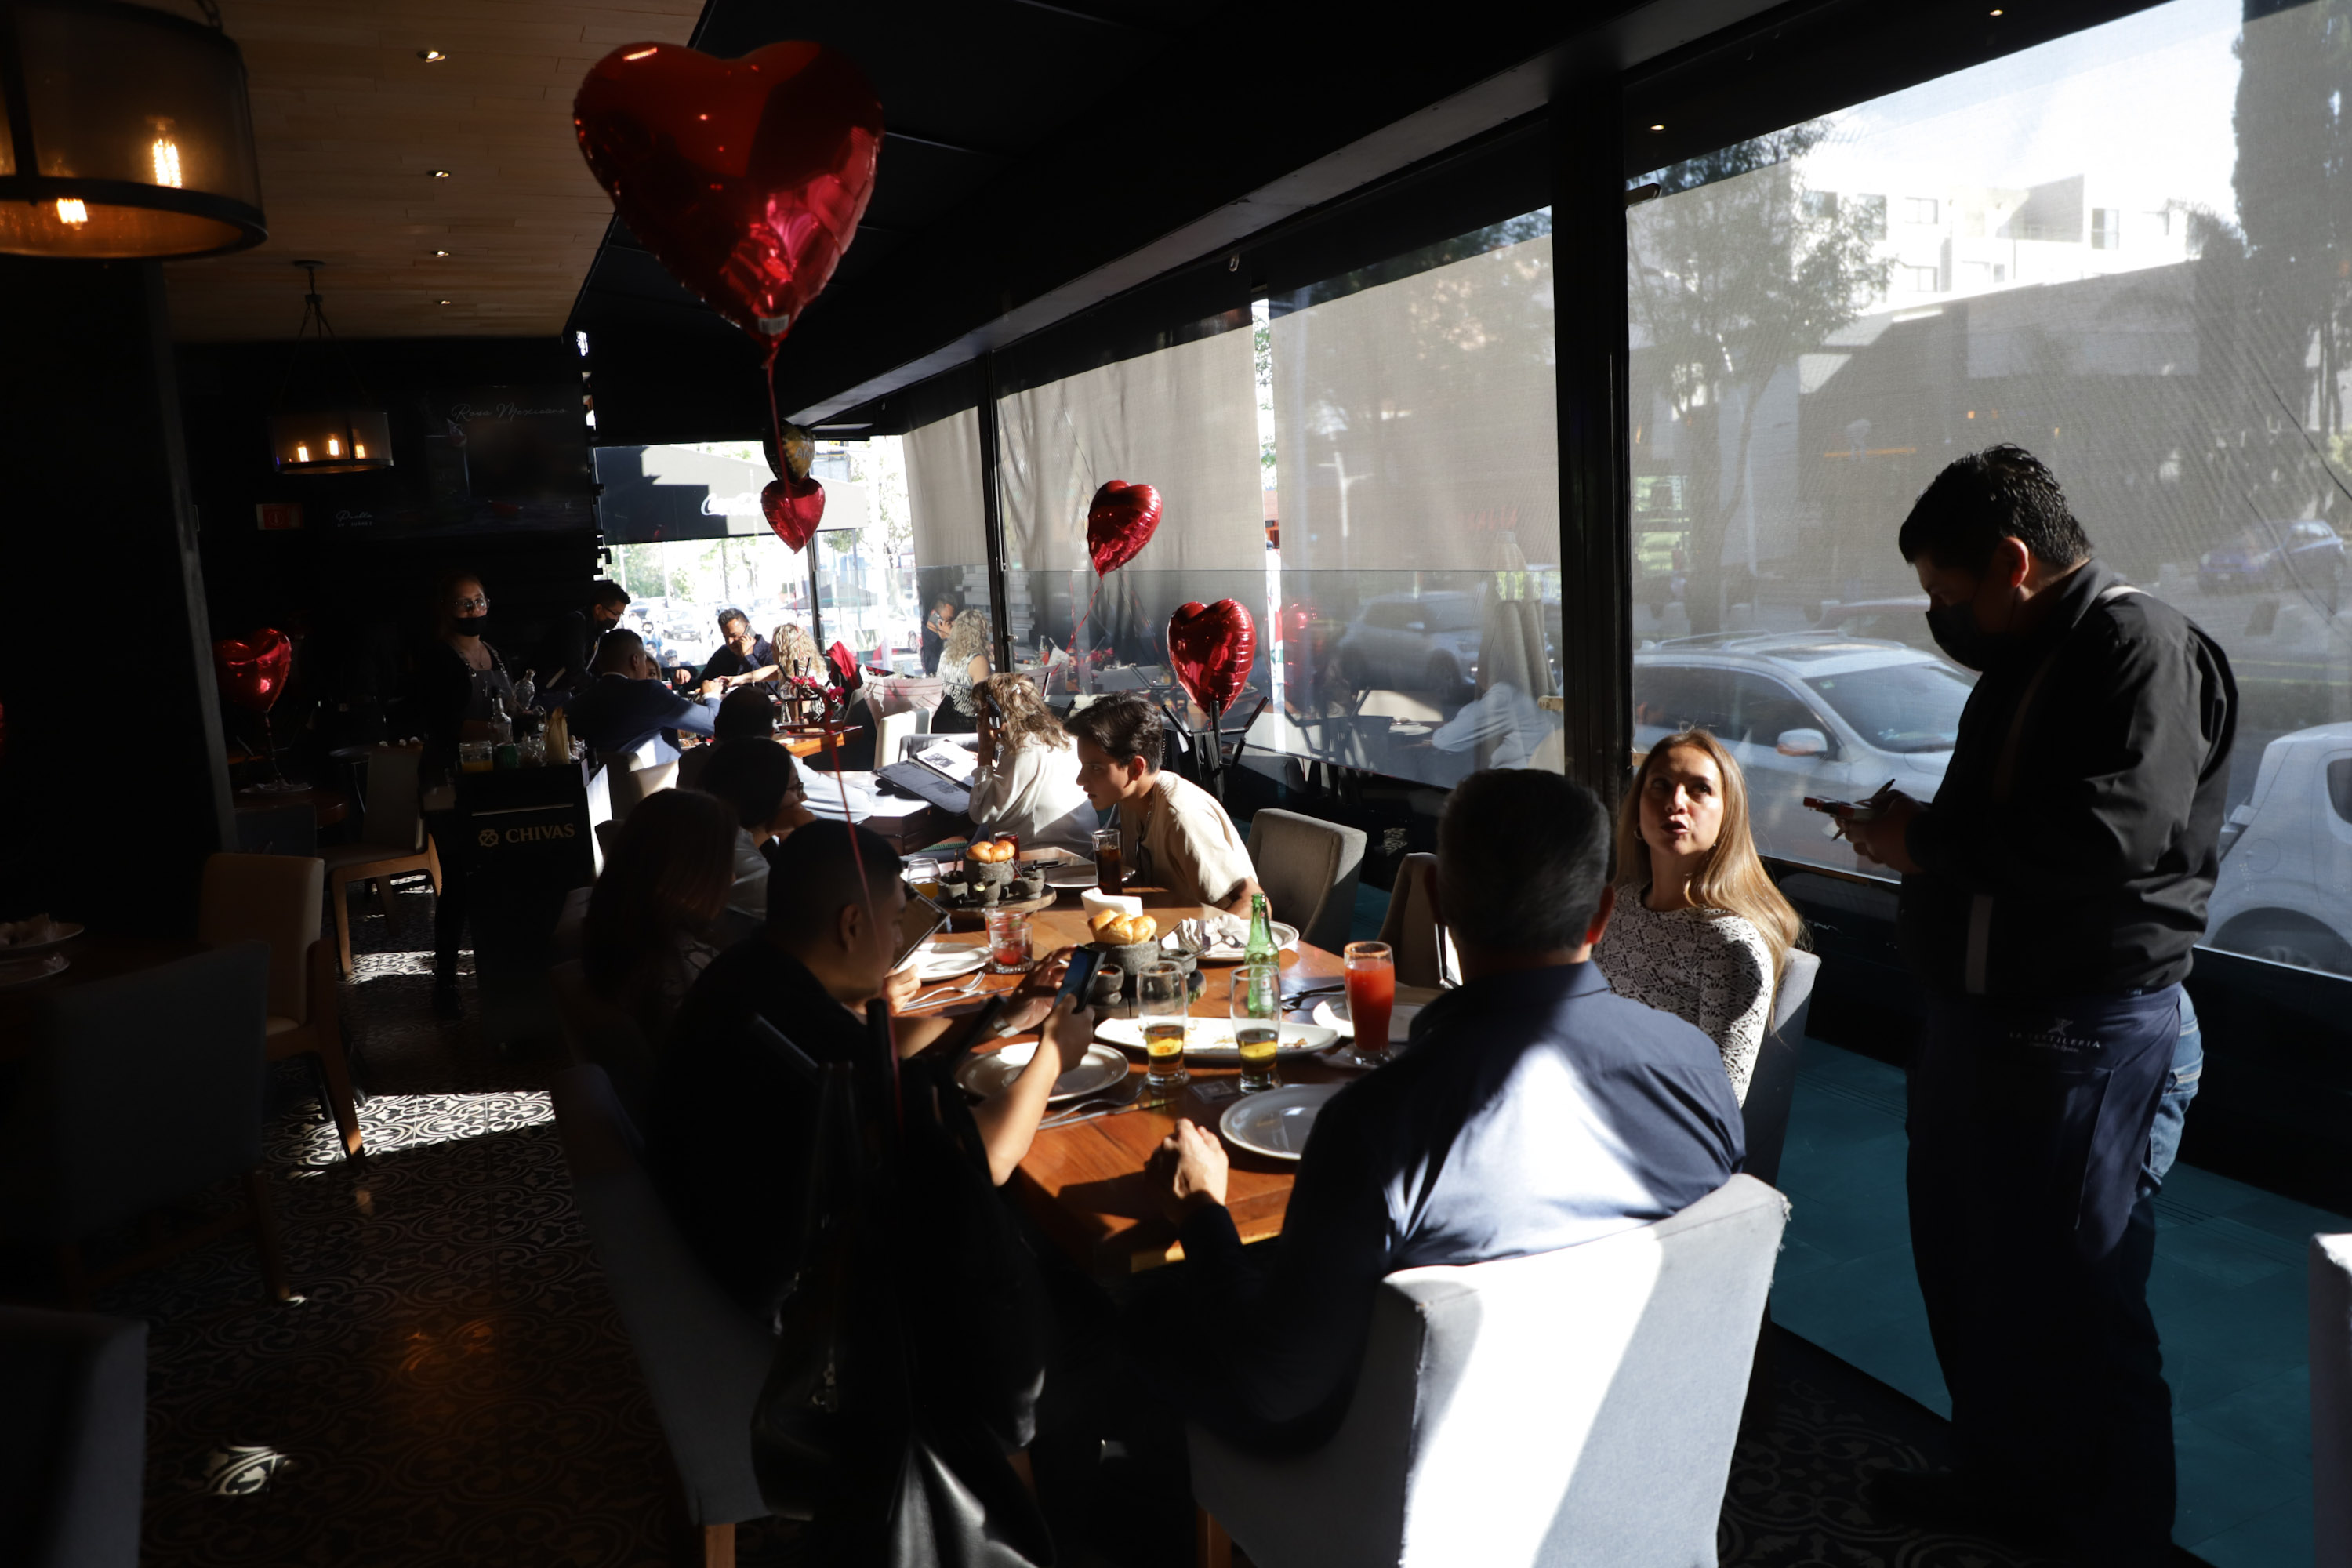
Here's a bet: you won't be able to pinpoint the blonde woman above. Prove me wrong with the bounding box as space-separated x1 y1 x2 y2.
969 673 1096 853
1596 728 1805 1104
933 610 993 733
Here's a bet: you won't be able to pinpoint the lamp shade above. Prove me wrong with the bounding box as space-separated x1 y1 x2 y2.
0 0 266 259
269 409 391 474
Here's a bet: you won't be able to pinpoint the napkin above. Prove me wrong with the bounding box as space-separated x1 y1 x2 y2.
1081 890 1142 923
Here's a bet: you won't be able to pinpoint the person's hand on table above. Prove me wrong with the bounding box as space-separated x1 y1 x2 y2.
883 964 924 1014
1841 790 1924 874
1001 946 1073 1034
1150 1119 1229 1223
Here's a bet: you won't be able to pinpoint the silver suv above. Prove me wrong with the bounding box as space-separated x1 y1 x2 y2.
2205 722 2352 975
1632 633 1973 870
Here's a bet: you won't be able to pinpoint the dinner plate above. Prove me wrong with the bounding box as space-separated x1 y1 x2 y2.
904 942 987 983
1219 1082 1345 1161
0 919 82 956
1093 1016 1338 1058
0 951 69 989
1187 921 1299 963
1043 865 1103 890
954 1041 1128 1102
1312 999 1425 1046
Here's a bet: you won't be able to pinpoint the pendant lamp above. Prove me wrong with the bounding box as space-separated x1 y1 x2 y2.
268 262 393 475
0 0 267 259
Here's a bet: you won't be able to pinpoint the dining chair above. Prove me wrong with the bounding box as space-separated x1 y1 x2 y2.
320 743 441 977
1190 1175 1788 1568
600 756 678 822
1375 853 1459 989
1738 949 1821 1190
2314 1232 2352 1563
0 943 289 1307
198 852 364 1158
873 707 920 773
1246 809 1367 955
0 1306 147 1568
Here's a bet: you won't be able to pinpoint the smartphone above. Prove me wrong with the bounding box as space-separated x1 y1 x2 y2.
1802 796 1883 822
1054 946 1104 1011
888 890 951 974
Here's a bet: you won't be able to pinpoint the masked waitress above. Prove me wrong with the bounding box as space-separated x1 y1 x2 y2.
414 568 518 1016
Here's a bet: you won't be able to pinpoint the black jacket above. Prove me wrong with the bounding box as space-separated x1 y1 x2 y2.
1898 561 2237 1000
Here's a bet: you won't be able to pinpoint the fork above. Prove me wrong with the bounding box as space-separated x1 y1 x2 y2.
1039 1087 1152 1130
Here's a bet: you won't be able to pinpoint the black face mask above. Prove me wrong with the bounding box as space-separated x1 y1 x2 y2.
1925 602 1997 670
453 613 490 641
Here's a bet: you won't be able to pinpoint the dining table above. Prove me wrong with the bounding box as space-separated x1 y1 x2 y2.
900 888 1439 1279
0 930 204 1059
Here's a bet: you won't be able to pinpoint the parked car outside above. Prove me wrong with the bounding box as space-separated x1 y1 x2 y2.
1632 632 1973 873
2205 721 2352 975
2198 520 2345 594
1333 591 1482 705
1811 595 1936 651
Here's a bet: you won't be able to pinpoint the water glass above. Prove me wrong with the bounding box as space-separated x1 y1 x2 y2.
1229 962 1281 1093
1341 941 1396 1069
985 908 1033 975
1138 960 1189 1091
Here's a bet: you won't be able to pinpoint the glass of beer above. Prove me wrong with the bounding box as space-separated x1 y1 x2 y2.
1341 941 1396 1069
1139 960 1189 1091
1092 827 1123 895
984 908 1032 975
1229 963 1281 1093
904 856 942 900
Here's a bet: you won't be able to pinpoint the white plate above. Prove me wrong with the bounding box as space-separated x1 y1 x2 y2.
902 942 987 983
1219 1082 1345 1161
0 951 68 989
1187 922 1300 964
1044 865 1102 890
955 1040 1129 1102
1312 999 1424 1046
1094 1016 1338 1058
0 919 82 956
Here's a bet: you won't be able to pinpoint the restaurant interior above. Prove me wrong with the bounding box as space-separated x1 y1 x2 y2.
5 0 2352 1563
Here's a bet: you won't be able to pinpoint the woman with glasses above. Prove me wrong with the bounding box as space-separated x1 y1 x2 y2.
412 568 521 1015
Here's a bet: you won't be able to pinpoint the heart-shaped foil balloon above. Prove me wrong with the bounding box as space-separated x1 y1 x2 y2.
574 41 884 347
775 421 816 483
1087 480 1162 576
762 474 826 551
214 629 292 713
1166 600 1255 713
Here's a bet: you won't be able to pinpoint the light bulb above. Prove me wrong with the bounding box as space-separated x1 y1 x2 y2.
152 138 183 188
296 444 311 463
326 436 342 457
353 441 368 459
55 198 87 224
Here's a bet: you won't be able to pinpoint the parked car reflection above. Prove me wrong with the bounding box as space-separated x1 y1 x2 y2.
2198 519 2345 596
2207 721 2352 975
1333 592 1483 706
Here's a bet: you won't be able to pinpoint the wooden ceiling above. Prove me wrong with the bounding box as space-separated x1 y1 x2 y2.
162 0 703 343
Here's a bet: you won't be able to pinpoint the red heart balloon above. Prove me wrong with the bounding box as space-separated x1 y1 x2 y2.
574 41 884 347
762 474 826 551
1087 480 1162 576
1166 600 1255 713
214 629 292 714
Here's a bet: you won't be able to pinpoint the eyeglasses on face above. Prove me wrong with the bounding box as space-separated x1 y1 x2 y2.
452 593 489 613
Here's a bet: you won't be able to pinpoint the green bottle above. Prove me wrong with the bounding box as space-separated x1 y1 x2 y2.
1244 891 1277 967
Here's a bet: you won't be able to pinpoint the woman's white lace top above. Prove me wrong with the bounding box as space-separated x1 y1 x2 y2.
1597 893 1775 1104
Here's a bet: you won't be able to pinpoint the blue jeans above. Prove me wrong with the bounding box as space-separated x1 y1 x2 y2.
2140 989 2204 1198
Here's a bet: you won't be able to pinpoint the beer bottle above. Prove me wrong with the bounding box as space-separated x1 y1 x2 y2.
1244 891 1277 967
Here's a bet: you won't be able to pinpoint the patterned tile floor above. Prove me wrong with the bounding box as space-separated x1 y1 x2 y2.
17 884 2226 1565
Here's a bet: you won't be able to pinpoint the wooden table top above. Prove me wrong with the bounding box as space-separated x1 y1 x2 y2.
231 786 350 826
904 891 1434 1278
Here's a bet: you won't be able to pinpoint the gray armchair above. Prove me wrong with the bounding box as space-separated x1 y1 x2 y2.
0 943 288 1306
0 1306 147 1568
1246 808 1367 954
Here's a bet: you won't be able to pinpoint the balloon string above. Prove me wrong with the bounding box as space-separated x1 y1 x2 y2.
1069 571 1106 651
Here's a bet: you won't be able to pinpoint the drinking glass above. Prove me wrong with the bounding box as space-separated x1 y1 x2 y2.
984 908 1033 975
1138 960 1189 1091
904 856 942 901
1229 962 1281 1093
458 741 494 775
1339 941 1396 1069
1092 827 1124 895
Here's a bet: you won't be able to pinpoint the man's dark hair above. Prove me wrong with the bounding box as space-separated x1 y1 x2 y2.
765 821 902 946
589 579 630 612
593 627 643 673
717 607 748 635
698 739 800 829
1438 770 1612 955
1063 691 1164 772
1898 445 2092 574
714 686 779 740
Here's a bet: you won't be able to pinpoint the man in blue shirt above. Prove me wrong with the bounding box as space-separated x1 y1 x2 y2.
1151 768 1744 1450
560 627 721 762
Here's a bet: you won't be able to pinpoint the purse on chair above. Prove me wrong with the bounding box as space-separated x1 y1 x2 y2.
747 1008 1057 1567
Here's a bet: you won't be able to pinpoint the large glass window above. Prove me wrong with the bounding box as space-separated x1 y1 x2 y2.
1628 0 2352 982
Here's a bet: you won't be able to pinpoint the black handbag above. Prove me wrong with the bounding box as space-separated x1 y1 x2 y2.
746 1007 1058 1567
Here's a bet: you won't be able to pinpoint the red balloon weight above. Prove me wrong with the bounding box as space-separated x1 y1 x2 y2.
1166 600 1254 713
762 474 826 551
1087 480 1162 576
573 41 884 347
214 629 292 714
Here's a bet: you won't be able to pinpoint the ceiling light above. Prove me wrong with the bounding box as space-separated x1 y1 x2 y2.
437 299 453 306
431 249 449 257
1990 6 2002 12
429 169 451 179
417 49 448 62
0 2 266 258
270 263 394 476
1650 124 1666 132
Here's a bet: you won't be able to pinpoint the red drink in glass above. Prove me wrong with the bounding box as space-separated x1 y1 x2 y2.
1344 940 1395 1063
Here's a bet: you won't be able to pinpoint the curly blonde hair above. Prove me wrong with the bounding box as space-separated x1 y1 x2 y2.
975 673 1068 753
1615 728 1806 981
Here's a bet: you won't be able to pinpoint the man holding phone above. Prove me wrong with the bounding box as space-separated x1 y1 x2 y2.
1839 447 2235 1563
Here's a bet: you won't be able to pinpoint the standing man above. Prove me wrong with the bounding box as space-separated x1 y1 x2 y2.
563 629 723 763
536 579 630 702
1842 445 2235 1563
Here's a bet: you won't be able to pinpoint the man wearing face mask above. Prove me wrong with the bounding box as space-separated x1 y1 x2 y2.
1839 445 2234 1563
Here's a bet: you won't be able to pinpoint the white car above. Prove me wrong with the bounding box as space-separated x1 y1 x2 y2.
1633 633 1973 871
2205 723 2352 975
